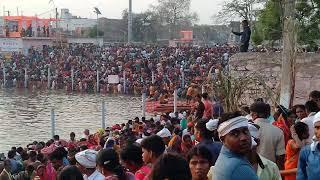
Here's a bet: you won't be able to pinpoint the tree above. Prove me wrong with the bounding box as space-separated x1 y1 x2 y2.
122 10 159 42
251 0 283 46
296 0 320 48
151 0 198 39
213 0 266 24
252 0 320 48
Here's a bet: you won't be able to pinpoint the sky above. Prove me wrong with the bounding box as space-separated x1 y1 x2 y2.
0 0 226 25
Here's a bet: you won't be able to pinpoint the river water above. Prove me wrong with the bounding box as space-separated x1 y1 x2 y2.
0 89 144 153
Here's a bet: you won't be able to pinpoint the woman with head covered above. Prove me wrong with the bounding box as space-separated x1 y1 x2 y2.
213 112 258 180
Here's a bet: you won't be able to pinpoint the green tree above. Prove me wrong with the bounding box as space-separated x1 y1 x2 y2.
296 0 320 48
251 0 282 46
252 0 320 48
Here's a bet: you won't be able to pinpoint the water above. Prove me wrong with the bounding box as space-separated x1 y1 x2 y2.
0 89 144 153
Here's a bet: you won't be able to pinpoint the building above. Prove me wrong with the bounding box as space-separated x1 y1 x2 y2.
59 9 97 33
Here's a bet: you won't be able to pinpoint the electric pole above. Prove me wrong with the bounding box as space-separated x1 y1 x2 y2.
280 0 296 109
128 0 132 43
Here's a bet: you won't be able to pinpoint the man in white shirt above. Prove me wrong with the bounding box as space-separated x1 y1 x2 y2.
75 149 105 180
250 102 285 170
301 101 320 144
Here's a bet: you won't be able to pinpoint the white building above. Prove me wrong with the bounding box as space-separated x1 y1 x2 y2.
59 9 97 31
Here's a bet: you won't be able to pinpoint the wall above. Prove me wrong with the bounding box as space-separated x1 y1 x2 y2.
229 52 320 106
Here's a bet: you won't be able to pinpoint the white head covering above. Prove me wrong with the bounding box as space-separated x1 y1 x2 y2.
248 123 260 148
206 119 219 131
311 112 320 151
75 149 98 169
135 138 143 144
313 112 320 125
157 128 172 138
217 116 248 138
169 113 175 118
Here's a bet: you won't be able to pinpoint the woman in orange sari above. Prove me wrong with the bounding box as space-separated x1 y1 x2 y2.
283 122 309 180
273 111 297 146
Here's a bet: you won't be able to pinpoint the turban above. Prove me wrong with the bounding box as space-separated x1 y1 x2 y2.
206 119 219 131
75 149 98 169
311 112 320 151
157 128 172 138
218 116 248 138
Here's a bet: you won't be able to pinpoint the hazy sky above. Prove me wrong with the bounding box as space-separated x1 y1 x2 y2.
1 0 226 25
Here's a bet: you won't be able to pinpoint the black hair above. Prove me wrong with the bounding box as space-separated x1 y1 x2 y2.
305 101 319 113
242 20 249 26
8 150 16 159
202 93 209 99
293 104 306 113
70 132 75 137
187 146 213 166
29 150 37 159
16 147 23 154
309 90 320 99
294 122 309 140
120 143 143 167
57 166 84 180
249 102 270 119
140 135 165 158
218 111 243 127
96 149 126 180
49 147 67 161
150 153 191 180
53 135 60 141
195 119 213 139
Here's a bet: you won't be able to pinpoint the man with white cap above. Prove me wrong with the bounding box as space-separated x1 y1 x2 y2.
75 149 105 180
156 127 172 145
297 111 320 180
213 112 258 180
246 123 282 180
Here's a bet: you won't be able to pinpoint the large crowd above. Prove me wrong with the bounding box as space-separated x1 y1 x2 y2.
0 89 320 180
0 45 237 101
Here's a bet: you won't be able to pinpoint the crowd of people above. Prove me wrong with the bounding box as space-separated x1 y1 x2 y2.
0 44 236 100
0 90 320 180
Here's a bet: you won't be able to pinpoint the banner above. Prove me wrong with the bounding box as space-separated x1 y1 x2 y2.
108 75 120 84
0 38 23 52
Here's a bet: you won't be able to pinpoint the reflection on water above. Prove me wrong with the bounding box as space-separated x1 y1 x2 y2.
0 89 144 153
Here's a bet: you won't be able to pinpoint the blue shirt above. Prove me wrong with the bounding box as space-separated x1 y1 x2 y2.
196 139 222 165
213 146 259 180
297 144 320 180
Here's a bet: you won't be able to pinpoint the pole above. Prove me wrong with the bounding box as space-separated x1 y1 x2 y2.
96 70 99 93
71 68 74 91
142 93 146 117
47 66 51 89
152 71 155 84
55 8 58 29
24 68 27 88
123 71 126 94
102 101 106 129
128 0 133 43
280 0 296 109
202 85 205 94
174 89 177 113
96 13 99 45
51 109 55 137
2 64 6 88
